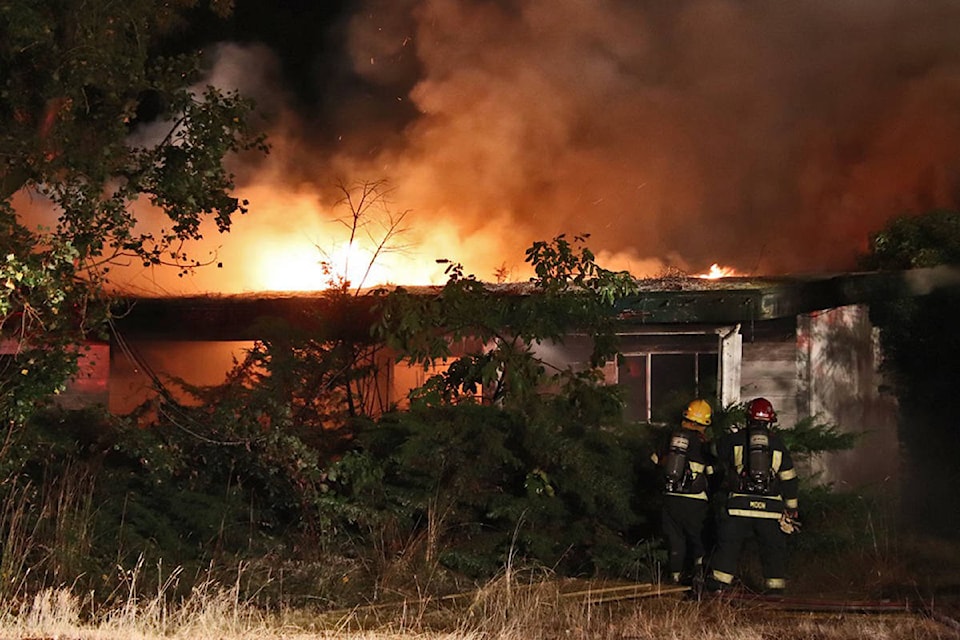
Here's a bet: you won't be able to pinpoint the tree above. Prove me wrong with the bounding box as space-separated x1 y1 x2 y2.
136 181 410 526
859 209 960 270
313 179 411 420
859 209 960 535
195 180 410 435
375 234 637 409
0 0 266 428
331 236 650 578
858 209 960 402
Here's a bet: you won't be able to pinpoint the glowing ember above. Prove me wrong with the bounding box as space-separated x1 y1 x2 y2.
696 263 738 279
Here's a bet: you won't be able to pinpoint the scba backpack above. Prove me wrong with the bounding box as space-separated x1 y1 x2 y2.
741 423 776 495
662 430 694 493
663 429 707 494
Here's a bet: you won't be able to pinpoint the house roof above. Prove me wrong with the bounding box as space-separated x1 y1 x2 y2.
615 271 900 325
110 267 960 341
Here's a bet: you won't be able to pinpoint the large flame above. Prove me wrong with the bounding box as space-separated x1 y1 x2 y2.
101 183 475 295
258 239 401 292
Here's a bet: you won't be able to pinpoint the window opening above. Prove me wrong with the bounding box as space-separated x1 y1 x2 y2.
618 351 719 423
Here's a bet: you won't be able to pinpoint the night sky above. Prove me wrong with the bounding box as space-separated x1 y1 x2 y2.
127 0 960 293
186 1 358 111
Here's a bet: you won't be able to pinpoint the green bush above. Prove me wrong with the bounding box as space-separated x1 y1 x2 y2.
323 402 653 580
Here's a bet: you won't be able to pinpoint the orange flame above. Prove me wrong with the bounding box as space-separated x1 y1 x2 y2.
257 240 415 292
696 263 738 279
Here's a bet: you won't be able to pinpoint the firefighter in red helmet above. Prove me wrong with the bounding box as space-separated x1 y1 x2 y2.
705 397 800 595
651 399 715 585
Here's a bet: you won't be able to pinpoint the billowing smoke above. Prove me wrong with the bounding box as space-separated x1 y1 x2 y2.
116 0 960 293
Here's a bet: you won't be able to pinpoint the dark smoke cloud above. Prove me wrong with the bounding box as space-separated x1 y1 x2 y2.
145 0 960 293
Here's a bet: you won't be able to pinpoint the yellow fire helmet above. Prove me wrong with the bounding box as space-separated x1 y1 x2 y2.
683 399 712 426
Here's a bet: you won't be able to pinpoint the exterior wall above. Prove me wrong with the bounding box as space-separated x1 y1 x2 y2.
388 358 441 408
111 339 411 417
5 339 111 410
796 304 899 490
736 307 899 490
58 342 111 409
109 340 251 414
740 339 799 430
64 302 899 493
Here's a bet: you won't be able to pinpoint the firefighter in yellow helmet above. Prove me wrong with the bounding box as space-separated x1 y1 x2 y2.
651 398 715 585
705 397 800 595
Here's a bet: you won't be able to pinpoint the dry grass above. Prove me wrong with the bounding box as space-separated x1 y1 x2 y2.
1 566 953 640
0 517 958 640
617 598 955 640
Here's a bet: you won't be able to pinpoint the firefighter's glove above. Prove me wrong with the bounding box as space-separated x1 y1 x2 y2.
779 509 801 535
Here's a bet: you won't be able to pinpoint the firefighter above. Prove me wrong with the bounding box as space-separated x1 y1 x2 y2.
706 397 800 595
651 398 715 585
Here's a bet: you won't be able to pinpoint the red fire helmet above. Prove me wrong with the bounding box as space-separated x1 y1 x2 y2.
746 397 777 423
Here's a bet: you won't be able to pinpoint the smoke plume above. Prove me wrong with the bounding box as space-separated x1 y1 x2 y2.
117 0 960 293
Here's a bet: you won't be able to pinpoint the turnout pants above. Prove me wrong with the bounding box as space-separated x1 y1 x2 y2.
662 494 709 578
709 511 787 592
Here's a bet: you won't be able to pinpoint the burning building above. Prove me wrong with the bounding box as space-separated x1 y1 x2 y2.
73 266 955 492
